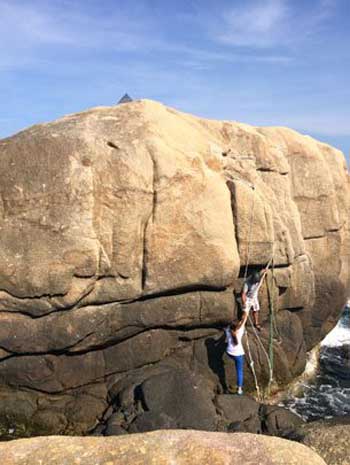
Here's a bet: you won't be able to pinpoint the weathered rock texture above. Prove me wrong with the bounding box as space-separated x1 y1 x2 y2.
0 430 327 465
0 100 349 436
297 416 350 465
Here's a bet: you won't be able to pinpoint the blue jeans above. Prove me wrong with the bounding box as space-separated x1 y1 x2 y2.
229 354 244 388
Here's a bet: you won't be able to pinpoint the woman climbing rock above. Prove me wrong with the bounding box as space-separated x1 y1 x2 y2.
224 312 248 395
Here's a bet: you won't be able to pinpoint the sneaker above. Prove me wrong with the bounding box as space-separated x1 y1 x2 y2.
237 387 243 395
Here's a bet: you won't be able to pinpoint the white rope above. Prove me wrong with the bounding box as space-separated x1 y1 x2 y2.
241 187 274 398
235 178 275 398
242 185 262 398
247 248 275 391
243 186 256 281
247 311 273 387
244 328 262 401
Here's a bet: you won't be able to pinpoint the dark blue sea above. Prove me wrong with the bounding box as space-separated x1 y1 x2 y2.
282 303 350 421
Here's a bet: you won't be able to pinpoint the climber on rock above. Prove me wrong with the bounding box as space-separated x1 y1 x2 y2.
224 312 248 395
241 268 268 331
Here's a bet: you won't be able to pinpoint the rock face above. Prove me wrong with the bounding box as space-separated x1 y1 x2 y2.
0 430 328 465
297 417 350 465
0 99 349 436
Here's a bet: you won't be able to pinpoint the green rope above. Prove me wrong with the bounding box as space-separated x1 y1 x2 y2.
267 258 275 393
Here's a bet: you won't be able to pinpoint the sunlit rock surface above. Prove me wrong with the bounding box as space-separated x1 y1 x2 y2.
0 430 327 465
0 100 349 436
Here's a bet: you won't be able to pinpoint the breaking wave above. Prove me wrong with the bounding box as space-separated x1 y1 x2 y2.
282 302 350 421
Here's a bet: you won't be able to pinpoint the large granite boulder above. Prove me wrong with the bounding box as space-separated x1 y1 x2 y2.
0 430 327 465
0 99 349 436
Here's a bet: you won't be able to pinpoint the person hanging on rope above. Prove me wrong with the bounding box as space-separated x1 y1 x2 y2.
241 268 268 331
224 312 248 395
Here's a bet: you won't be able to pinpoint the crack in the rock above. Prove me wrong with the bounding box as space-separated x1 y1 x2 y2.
256 167 289 176
138 284 227 302
141 220 149 291
325 226 342 233
141 147 158 290
0 288 67 301
107 141 120 150
0 329 98 361
303 234 327 240
225 180 240 260
0 324 222 359
0 278 97 319
270 263 293 270
0 284 227 321
7 352 184 396
285 306 304 313
149 150 158 223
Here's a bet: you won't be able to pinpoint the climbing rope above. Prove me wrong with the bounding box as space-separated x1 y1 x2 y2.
240 183 276 398
256 252 275 392
244 324 262 401
243 186 256 282
241 184 261 397
246 271 274 397
241 185 265 398
267 255 275 393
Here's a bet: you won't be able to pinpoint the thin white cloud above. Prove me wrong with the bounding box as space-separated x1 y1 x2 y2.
165 44 292 66
0 1 73 46
219 0 288 47
0 0 158 68
215 0 336 48
0 0 294 71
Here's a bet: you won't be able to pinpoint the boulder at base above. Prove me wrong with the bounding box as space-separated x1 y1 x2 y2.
0 430 327 465
297 416 350 465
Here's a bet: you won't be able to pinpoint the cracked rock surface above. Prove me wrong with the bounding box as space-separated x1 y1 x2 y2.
0 99 349 437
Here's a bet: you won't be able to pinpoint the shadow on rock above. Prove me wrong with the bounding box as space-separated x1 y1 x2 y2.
205 334 229 393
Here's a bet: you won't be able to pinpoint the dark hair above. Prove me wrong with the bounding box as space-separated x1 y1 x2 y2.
251 271 261 283
229 322 238 345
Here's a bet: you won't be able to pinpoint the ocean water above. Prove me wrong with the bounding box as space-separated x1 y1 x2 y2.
282 304 350 421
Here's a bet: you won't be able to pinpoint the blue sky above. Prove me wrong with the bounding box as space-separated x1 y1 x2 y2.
0 0 349 160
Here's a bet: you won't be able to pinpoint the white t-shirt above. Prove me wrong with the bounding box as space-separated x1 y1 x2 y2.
243 278 260 300
225 325 245 357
